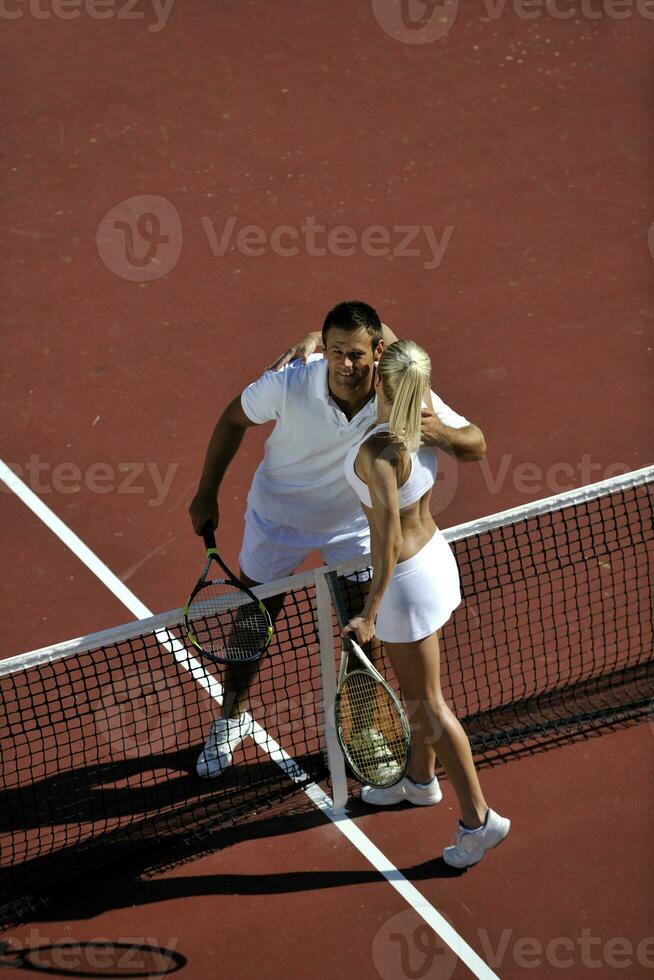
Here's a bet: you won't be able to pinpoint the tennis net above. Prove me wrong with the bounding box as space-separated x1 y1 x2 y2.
1 466 652 924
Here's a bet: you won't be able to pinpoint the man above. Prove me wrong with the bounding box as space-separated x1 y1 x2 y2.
189 300 485 778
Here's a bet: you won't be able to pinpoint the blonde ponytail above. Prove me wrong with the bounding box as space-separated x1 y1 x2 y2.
378 340 431 454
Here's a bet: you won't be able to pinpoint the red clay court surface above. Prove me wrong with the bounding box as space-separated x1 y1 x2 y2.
2 2 653 978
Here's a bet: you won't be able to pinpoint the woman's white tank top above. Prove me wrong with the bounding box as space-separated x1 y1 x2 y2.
344 422 438 509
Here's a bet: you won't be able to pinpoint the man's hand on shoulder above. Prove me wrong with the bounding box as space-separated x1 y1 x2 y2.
421 409 487 461
266 330 323 372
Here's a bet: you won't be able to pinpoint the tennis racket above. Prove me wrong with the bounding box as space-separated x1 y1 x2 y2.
326 571 411 788
183 522 273 665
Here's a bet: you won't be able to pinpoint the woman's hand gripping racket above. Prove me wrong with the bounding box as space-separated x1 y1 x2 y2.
184 523 273 665
326 571 411 788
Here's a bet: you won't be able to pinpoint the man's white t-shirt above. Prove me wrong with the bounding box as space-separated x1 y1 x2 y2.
240 355 470 533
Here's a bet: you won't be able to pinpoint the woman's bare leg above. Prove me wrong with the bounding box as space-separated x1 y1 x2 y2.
384 631 488 829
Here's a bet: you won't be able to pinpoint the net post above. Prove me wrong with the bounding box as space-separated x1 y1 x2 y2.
314 566 348 813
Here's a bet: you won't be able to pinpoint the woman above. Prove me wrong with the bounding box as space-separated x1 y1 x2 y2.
343 340 510 868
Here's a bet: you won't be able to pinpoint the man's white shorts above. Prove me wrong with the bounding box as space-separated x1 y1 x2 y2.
239 505 371 584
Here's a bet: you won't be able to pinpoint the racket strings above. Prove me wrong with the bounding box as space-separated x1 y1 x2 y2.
187 581 270 662
337 671 410 786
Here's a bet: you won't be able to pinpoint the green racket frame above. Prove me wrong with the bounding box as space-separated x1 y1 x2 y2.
183 523 273 666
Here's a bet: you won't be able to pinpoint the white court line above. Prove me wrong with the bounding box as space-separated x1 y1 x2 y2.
0 460 151 622
0 457 499 980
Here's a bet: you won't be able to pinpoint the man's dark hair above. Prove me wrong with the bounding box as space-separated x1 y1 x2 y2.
322 300 382 351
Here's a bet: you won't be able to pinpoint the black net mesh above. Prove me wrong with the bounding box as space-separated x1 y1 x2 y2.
1 474 652 926
0 582 326 926
338 479 654 759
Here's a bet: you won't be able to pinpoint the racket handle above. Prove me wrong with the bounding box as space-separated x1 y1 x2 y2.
325 571 351 629
201 521 217 551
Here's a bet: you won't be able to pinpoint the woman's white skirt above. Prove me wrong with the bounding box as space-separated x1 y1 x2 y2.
375 530 461 643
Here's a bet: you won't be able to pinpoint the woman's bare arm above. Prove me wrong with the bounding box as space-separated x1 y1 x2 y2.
343 440 403 644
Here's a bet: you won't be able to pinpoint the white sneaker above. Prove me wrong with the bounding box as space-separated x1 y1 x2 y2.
361 775 443 807
196 714 254 779
442 809 510 868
